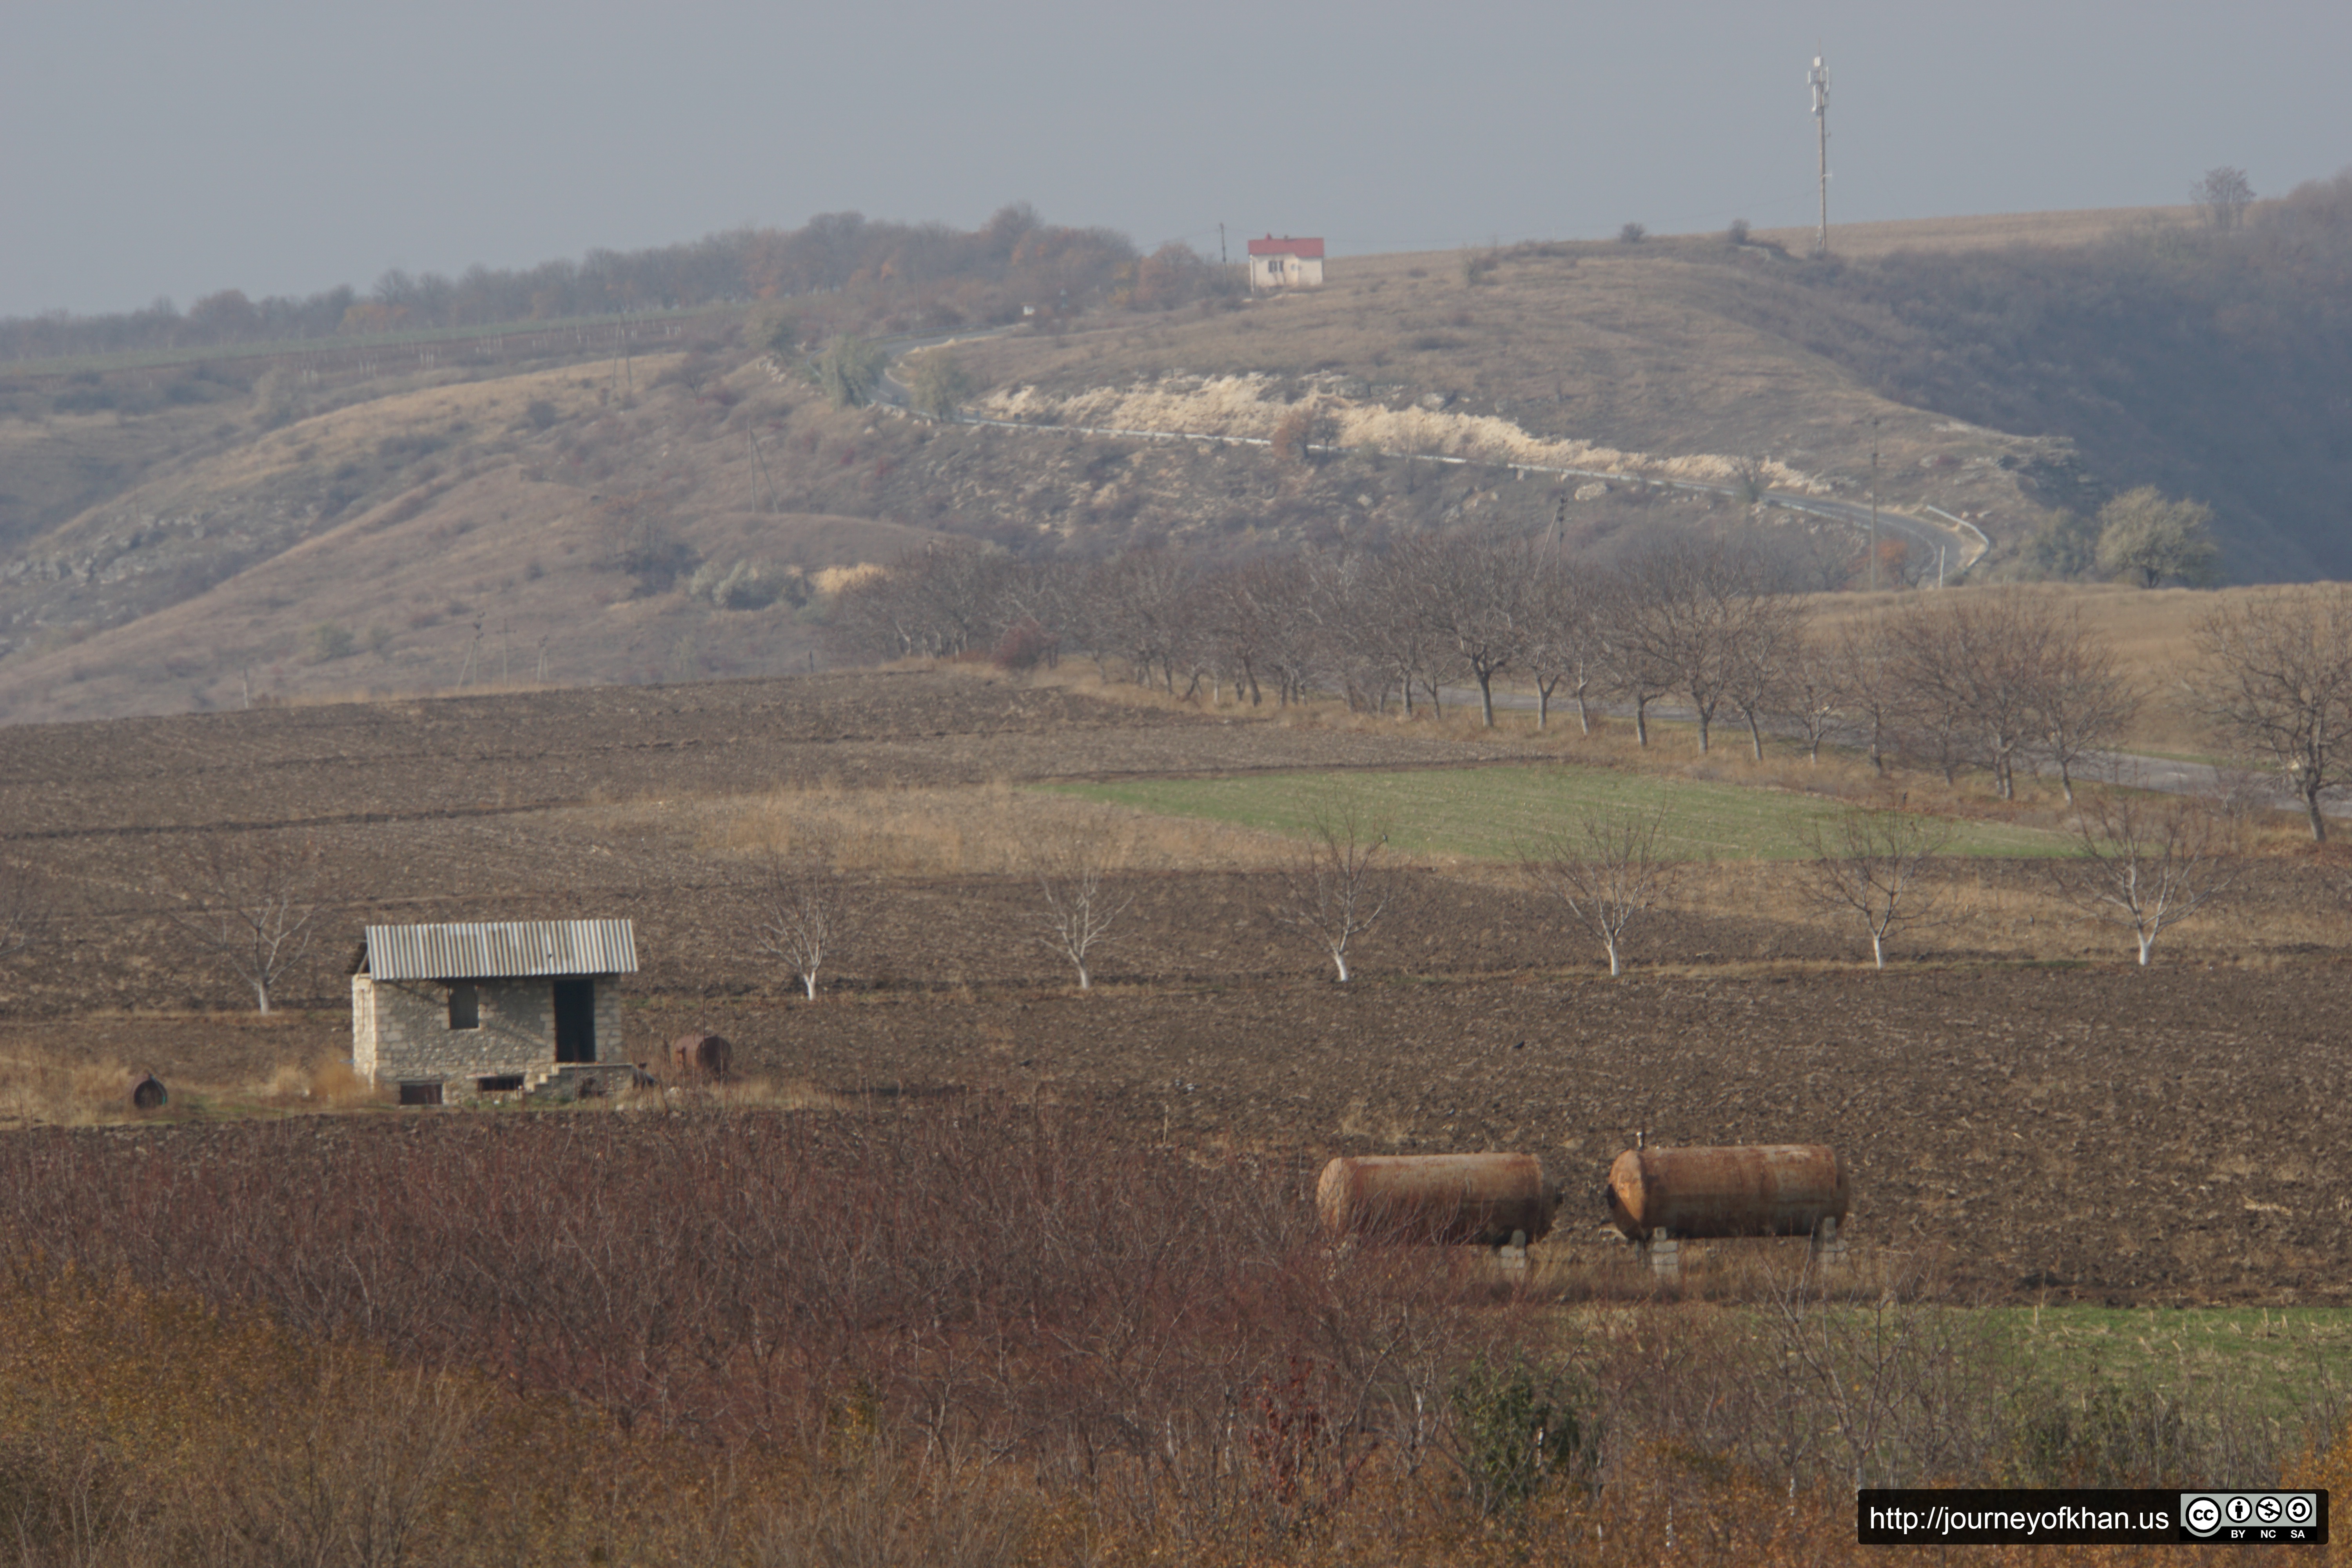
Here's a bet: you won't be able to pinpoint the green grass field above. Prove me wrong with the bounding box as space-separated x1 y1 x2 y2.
1049 764 2069 862
1983 1306 2352 1431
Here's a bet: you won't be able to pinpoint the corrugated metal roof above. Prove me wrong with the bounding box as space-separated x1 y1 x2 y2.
1247 236 1325 259
362 920 638 980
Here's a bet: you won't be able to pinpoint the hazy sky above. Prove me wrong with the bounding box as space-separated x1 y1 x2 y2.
6 0 2348 319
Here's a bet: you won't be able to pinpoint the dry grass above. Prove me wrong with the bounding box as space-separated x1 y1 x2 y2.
700 779 1296 876
0 1042 390 1127
1746 203 2200 260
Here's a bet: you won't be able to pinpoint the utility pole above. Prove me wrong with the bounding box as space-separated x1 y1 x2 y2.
1810 54 1831 259
1218 222 1227 265
1869 416 1880 593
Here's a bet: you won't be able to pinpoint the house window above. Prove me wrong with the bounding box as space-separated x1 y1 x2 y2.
398 1082 444 1106
475 1074 524 1093
448 982 480 1030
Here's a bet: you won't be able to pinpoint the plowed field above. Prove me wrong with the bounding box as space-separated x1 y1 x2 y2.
2 670 2346 1307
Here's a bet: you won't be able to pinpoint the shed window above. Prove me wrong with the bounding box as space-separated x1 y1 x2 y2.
448 982 480 1030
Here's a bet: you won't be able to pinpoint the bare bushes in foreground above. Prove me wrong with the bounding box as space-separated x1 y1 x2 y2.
0 1105 2334 1565
0 1105 1513 1554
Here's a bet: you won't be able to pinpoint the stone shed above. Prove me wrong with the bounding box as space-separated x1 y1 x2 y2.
351 920 640 1103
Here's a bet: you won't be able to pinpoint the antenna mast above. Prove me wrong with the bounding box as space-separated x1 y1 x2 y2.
1809 54 1831 258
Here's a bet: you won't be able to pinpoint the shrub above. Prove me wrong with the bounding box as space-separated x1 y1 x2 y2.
1448 1357 1597 1517
306 622 356 663
687 558 782 610
992 617 1053 670
1618 223 1648 244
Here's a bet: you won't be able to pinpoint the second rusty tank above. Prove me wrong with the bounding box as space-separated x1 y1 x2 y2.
1316 1153 1555 1247
669 1032 733 1080
1605 1144 1847 1241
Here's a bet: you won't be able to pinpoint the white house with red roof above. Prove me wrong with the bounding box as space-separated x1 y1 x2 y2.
1247 234 1325 290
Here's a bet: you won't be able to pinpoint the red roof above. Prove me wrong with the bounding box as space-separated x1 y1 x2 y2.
1247 235 1325 259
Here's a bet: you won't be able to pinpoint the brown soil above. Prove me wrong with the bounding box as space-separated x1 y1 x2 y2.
1 670 2345 1310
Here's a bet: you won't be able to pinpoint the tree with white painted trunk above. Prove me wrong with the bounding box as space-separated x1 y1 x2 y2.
1802 808 1949 971
749 833 843 1000
1024 809 1137 991
1268 803 1399 983
1521 805 1678 977
2052 782 2239 966
160 835 329 1013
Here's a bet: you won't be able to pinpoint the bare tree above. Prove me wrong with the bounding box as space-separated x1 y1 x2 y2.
2196 587 2352 842
2192 166 2256 232
1268 803 1399 983
1833 619 1903 775
1361 543 1451 718
1724 593 1811 760
1596 569 1680 747
2052 784 2239 966
1779 635 1847 763
2032 609 2140 804
1024 811 1136 990
1889 592 2062 801
1420 530 1540 727
1802 809 1950 970
749 834 842 1000
1521 807 1677 977
1523 552 1599 732
1610 541 1782 754
161 836 330 1013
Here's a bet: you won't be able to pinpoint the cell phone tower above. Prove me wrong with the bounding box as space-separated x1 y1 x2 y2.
1809 54 1831 258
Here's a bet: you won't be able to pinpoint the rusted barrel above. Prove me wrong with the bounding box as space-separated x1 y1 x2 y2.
127 1073 168 1112
1605 1145 1847 1241
1316 1154 1554 1246
668 1033 733 1080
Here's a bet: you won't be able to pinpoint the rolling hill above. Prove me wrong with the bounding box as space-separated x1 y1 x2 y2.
1 188 2347 726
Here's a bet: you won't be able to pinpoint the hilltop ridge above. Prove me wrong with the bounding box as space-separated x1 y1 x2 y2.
0 192 2347 724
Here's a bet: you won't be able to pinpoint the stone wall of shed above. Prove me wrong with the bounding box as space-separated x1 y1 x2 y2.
352 973 630 1096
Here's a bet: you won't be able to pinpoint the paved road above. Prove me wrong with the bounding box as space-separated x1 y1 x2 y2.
868 325 1019 411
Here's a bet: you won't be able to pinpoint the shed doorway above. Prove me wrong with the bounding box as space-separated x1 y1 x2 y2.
553 978 597 1063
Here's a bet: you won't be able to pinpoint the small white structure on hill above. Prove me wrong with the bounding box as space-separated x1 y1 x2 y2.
350 920 640 1103
1248 235 1325 290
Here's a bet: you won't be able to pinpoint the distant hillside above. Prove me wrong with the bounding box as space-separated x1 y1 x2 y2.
1749 176 2352 581
2 190 2349 724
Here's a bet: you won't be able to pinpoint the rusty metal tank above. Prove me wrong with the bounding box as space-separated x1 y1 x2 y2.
1605 1145 1847 1241
1316 1154 1555 1246
668 1033 733 1080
